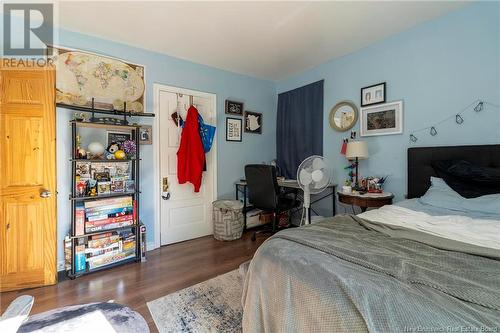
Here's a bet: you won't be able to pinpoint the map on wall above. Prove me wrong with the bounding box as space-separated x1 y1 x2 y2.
47 46 145 113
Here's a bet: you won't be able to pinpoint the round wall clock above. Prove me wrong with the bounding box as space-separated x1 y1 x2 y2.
329 101 359 132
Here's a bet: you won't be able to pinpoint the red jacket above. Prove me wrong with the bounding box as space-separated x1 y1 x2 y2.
177 106 205 192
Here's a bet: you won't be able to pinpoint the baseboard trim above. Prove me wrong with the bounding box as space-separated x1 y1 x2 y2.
57 260 65 272
147 241 158 252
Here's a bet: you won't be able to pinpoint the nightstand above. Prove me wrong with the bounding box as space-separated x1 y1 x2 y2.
337 191 394 212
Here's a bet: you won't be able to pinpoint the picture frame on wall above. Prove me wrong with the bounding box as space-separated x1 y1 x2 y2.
107 131 132 146
225 100 244 116
46 45 146 113
244 111 262 134
360 82 386 107
139 125 152 145
226 117 242 142
360 100 403 137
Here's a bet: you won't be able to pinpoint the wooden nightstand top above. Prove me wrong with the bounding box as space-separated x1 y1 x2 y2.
337 191 394 199
337 191 394 212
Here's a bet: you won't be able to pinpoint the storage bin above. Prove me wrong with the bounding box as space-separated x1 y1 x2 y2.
246 209 263 229
212 200 244 241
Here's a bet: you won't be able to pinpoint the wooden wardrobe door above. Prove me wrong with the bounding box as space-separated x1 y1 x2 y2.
0 61 57 292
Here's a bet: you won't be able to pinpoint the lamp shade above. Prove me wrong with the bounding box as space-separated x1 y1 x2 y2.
346 141 369 160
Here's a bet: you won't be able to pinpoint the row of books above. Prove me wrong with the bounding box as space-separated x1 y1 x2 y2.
75 197 136 235
74 229 136 272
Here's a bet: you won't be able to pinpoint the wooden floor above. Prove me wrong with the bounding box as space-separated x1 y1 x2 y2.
0 232 269 332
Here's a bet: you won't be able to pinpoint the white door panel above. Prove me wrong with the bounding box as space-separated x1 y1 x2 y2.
159 89 216 245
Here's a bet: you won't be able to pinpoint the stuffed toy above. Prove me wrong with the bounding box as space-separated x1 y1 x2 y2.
106 142 120 159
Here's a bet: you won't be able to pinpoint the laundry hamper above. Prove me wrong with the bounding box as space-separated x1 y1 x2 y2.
212 200 244 241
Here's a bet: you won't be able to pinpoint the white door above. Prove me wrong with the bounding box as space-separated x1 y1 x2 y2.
158 86 216 245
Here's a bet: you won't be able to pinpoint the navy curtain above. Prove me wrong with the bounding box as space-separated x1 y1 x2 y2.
277 80 324 179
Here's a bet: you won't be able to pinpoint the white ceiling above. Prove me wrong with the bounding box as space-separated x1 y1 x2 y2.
56 1 468 81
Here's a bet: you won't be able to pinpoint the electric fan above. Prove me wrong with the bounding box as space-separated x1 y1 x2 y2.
297 155 332 226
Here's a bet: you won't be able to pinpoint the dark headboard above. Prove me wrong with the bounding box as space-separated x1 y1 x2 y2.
407 144 500 199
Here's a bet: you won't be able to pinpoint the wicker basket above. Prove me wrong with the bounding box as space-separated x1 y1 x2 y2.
212 200 244 241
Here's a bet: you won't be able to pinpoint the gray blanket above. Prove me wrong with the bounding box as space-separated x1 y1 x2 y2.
242 215 500 332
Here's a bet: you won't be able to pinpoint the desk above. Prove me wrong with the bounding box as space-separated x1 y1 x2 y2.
235 180 337 227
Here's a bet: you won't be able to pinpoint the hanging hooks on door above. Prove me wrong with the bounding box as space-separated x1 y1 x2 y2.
176 93 196 112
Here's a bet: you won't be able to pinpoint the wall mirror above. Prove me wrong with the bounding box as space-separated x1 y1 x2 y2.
329 100 358 132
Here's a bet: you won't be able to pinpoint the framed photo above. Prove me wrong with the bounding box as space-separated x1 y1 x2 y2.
244 111 262 134
107 131 131 146
139 125 152 145
226 117 242 142
361 82 386 107
47 45 145 113
360 101 403 137
225 100 244 116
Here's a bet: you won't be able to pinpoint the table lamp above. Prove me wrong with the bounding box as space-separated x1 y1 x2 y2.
345 141 369 190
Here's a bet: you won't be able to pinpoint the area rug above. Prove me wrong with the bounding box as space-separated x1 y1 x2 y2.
147 269 243 333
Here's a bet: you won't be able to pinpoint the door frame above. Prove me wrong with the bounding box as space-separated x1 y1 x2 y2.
153 83 217 250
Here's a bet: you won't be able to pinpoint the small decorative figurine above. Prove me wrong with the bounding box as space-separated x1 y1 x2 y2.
87 179 97 196
73 112 86 122
76 181 86 197
107 142 120 154
106 142 119 159
75 134 87 159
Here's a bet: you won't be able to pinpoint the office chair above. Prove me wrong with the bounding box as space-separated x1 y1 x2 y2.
244 164 300 241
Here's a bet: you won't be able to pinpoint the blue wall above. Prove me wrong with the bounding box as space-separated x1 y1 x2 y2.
277 2 500 213
4 26 276 263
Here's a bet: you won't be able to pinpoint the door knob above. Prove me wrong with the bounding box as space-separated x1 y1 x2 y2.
40 190 52 198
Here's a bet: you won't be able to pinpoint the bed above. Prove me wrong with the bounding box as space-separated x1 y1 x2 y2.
241 145 500 332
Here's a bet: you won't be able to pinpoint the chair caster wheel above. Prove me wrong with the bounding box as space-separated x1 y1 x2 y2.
251 233 256 241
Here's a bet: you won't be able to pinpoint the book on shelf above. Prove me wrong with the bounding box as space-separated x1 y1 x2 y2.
85 229 137 270
85 214 134 227
85 219 134 233
75 244 86 272
75 203 85 236
84 201 133 214
85 242 121 257
87 251 136 270
85 214 134 228
84 196 133 209
87 234 120 248
86 206 133 218
64 236 72 271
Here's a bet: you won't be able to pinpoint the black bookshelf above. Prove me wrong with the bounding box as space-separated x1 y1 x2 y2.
67 121 141 278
